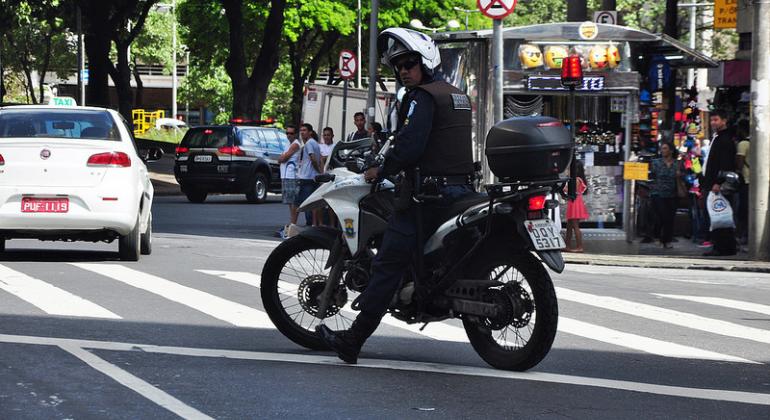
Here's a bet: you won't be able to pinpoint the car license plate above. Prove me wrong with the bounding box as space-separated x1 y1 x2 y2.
524 219 565 251
21 197 69 213
194 155 212 163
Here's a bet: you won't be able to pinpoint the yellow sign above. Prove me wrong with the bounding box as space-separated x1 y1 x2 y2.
579 21 599 40
714 0 737 29
623 162 649 181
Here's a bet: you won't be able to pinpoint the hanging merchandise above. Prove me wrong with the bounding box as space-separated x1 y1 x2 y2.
589 45 609 70
607 45 621 68
519 44 544 69
544 45 569 70
504 95 544 117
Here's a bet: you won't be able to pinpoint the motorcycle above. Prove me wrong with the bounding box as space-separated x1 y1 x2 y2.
261 133 568 371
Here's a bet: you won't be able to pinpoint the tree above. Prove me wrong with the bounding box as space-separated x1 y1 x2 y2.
131 10 180 108
567 0 588 22
1 1 75 104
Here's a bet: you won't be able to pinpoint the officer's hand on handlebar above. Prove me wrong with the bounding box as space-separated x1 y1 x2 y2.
364 166 381 184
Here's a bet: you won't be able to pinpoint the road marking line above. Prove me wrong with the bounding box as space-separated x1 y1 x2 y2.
59 344 213 420
72 264 272 329
0 264 120 319
653 294 770 317
198 269 469 342
1 333 768 407
559 317 758 364
556 287 770 344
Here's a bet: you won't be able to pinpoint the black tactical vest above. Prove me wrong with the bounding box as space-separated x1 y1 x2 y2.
400 80 474 176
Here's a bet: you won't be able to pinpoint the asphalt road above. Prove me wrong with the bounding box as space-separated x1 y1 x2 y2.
1 195 770 419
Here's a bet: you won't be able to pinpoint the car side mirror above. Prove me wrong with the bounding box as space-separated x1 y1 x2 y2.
139 147 164 163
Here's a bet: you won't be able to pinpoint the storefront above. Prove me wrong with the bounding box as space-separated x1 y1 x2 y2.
433 22 717 239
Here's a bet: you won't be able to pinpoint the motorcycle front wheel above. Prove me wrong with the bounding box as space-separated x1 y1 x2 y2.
463 251 558 371
261 235 355 350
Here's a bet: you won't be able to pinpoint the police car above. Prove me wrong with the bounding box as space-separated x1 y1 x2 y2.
173 119 288 203
0 104 161 261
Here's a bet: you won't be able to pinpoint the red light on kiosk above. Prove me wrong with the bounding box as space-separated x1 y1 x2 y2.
675 112 683 121
560 55 584 87
203 129 213 135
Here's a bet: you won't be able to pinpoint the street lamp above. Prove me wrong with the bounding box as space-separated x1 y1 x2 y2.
410 18 461 33
453 6 480 30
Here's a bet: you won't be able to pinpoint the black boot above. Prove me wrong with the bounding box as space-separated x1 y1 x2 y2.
316 312 381 364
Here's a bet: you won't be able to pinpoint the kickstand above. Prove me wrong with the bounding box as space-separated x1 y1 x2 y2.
419 322 429 332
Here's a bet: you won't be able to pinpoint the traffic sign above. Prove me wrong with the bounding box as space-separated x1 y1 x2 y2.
593 10 617 25
338 50 357 80
477 0 517 20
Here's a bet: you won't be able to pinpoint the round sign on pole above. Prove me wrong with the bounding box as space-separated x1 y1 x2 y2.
338 49 357 80
477 0 517 20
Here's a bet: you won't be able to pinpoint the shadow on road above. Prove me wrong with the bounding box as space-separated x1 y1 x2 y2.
0 248 120 263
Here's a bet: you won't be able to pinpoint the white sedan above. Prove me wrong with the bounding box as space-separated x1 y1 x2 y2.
0 105 161 261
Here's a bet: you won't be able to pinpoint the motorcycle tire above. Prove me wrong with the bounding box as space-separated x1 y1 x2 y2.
462 250 558 371
261 235 347 351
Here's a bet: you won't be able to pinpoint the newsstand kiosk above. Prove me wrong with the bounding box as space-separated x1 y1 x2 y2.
432 22 717 240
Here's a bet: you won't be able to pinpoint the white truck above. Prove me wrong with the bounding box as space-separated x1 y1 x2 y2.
302 83 395 140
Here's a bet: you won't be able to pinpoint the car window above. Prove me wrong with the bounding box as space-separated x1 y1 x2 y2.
180 127 230 148
261 129 283 153
274 130 290 151
0 109 121 140
239 129 265 148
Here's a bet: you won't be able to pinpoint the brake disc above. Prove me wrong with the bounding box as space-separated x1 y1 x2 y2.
298 274 347 318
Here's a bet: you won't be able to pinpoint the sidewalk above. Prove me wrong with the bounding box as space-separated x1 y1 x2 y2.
564 229 770 273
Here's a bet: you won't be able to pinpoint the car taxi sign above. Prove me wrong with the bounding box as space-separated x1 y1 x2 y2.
477 0 517 20
49 96 78 107
338 50 357 80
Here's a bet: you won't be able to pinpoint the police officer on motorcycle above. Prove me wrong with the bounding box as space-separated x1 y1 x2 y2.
316 28 475 363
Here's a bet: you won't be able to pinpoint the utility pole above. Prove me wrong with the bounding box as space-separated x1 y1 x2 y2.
749 0 770 261
356 0 362 89
77 5 85 106
366 0 378 127
171 0 177 120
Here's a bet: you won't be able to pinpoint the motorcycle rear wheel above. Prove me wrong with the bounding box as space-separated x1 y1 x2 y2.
261 235 354 350
462 251 558 371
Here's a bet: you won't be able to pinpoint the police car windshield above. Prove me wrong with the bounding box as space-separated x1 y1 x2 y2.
0 109 120 141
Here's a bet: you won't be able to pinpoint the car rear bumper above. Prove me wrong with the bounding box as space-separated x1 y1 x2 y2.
175 162 255 192
0 187 141 237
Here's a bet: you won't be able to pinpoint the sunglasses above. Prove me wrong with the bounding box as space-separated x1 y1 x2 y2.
395 58 420 71
286 131 296 135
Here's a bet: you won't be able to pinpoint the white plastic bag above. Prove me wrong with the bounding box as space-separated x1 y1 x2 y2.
707 192 735 231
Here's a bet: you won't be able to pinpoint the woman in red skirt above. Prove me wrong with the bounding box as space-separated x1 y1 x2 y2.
564 160 589 252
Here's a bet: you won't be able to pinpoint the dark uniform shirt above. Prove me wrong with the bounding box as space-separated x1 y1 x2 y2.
381 88 434 177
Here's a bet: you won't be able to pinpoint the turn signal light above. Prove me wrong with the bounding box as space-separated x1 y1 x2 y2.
87 152 131 167
218 146 245 156
175 146 190 154
560 55 584 87
528 195 547 211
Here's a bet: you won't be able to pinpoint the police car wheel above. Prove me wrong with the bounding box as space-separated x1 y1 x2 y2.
0 238 5 252
246 172 268 204
184 188 207 203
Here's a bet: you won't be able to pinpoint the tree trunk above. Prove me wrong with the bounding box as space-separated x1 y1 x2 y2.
288 42 304 127
663 0 679 130
223 0 286 120
37 27 54 104
110 42 134 130
132 59 144 109
567 0 588 22
601 0 616 10
664 0 679 38
84 25 112 107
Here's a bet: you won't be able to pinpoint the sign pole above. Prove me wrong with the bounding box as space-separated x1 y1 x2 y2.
341 79 348 142
492 18 504 124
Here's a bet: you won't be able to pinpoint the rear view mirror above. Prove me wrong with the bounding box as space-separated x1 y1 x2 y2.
53 121 75 130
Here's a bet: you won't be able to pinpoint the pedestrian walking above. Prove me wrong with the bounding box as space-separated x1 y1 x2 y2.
702 109 737 256
346 112 369 142
564 160 588 253
650 142 680 249
277 125 301 238
295 123 323 226
735 120 750 245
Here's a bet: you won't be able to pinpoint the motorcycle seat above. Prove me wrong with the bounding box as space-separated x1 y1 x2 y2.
434 192 489 225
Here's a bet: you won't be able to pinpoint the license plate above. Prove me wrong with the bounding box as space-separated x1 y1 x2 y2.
21 197 69 213
524 219 565 251
194 155 212 163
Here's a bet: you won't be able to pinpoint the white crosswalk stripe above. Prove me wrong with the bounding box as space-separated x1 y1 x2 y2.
556 286 770 344
0 264 120 319
653 294 770 317
194 270 759 360
72 264 272 329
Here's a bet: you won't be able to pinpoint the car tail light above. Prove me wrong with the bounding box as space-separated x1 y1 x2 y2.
203 129 213 134
218 146 245 156
175 146 189 154
528 195 547 211
0 154 4 165
87 152 131 167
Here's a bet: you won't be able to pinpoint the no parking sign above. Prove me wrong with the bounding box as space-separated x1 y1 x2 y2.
338 50 357 80
477 0 517 20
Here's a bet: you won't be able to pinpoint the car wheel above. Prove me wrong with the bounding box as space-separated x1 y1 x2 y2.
0 238 5 253
185 188 207 203
246 172 268 203
140 214 152 255
119 216 141 261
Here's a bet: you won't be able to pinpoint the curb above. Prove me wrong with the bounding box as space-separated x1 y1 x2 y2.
563 254 770 274
150 173 181 196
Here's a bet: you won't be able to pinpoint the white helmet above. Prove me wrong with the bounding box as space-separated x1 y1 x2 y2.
378 28 441 74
